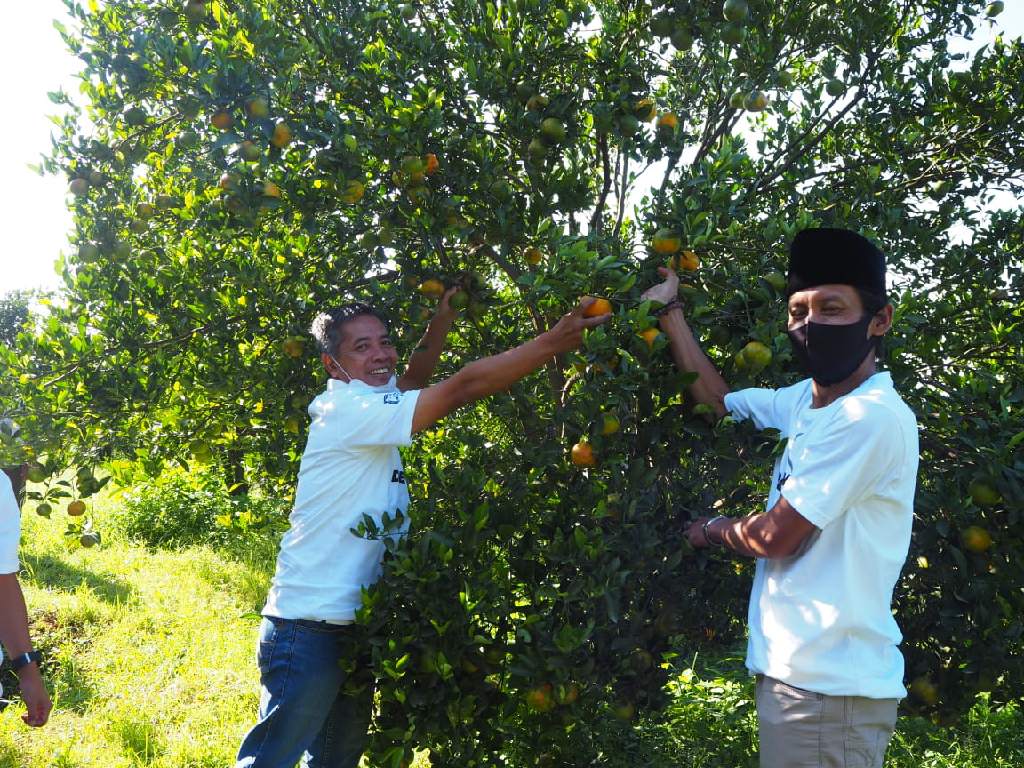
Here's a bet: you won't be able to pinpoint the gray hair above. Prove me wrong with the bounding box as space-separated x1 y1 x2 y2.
309 303 389 355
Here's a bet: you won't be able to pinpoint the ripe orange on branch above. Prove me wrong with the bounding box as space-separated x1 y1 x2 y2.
673 250 700 271
651 229 682 255
656 113 679 131
962 525 993 553
271 121 294 148
418 279 446 300
340 180 365 204
211 110 233 130
571 441 597 467
526 683 556 713
582 297 613 317
638 327 660 349
68 500 86 516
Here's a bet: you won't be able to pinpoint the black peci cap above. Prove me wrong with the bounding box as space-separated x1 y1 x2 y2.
786 227 886 299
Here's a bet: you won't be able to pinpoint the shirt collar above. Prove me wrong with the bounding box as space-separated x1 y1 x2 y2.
325 375 398 394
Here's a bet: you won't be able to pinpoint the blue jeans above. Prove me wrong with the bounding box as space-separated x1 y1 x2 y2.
235 617 372 768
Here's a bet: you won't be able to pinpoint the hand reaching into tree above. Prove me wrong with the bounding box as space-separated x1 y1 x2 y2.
641 267 680 308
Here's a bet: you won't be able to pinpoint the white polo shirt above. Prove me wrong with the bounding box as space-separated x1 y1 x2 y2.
724 372 918 699
263 376 420 623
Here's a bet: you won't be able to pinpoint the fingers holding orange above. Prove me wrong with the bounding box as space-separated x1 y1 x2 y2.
581 296 613 318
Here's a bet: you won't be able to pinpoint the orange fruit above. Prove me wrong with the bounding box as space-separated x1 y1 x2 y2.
418 279 446 299
582 297 613 317
651 228 682 255
526 683 555 713
281 337 304 358
571 441 596 467
218 172 239 191
524 247 544 266
211 110 233 130
340 180 365 204
741 341 772 372
962 525 993 553
423 153 439 175
245 96 269 118
262 181 281 198
634 98 656 122
676 250 700 271
656 112 679 131
67 500 86 516
271 121 294 148
600 414 620 435
639 327 660 349
558 683 580 705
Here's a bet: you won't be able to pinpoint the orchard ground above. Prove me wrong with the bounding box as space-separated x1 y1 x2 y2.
0 478 1020 768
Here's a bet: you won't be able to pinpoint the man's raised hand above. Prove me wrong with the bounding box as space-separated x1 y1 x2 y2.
641 266 680 308
546 297 612 354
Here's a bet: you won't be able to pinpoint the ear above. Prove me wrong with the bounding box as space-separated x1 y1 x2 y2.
870 304 894 337
321 352 337 378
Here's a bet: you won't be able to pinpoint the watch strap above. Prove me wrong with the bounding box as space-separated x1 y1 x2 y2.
10 650 42 671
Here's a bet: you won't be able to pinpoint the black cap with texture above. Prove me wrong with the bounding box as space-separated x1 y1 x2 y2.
786 227 886 299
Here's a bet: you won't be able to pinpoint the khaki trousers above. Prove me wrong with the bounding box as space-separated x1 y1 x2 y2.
756 675 898 768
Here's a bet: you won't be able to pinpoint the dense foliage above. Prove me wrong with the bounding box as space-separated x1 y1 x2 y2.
1 0 1021 764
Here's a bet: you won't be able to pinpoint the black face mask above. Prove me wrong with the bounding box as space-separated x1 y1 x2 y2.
788 315 878 386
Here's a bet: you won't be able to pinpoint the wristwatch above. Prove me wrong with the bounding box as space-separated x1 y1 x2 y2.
10 651 42 672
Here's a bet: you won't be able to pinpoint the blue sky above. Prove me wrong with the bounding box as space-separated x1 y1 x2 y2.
1 1 1020 295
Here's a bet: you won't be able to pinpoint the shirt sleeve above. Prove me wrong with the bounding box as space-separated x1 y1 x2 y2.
724 387 791 432
779 402 899 529
338 389 422 449
0 474 21 575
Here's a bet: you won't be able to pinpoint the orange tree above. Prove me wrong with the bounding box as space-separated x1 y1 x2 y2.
2 0 1022 763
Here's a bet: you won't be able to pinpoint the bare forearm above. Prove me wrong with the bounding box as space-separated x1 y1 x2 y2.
401 316 455 388
0 575 34 657
451 332 559 404
658 309 730 417
713 515 773 558
701 498 817 559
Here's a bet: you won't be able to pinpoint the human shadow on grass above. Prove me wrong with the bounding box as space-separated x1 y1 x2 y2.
21 553 136 605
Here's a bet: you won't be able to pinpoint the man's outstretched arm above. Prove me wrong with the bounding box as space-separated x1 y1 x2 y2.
642 267 731 418
398 287 459 391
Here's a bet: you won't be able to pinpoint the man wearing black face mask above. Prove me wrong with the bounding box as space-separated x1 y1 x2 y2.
642 227 919 768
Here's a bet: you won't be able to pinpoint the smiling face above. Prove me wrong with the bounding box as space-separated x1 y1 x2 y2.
323 314 399 386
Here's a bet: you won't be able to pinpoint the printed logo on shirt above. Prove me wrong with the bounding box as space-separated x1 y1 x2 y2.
391 469 406 484
776 448 794 492
383 392 401 404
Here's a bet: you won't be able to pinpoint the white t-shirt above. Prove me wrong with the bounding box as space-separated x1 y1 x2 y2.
0 472 21 575
262 377 420 623
0 471 23 681
724 372 918 699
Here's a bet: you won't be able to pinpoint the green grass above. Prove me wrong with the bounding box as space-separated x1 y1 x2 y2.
0 490 272 767
0 488 1020 767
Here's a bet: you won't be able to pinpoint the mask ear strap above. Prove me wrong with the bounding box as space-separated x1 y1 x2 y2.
328 355 352 382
